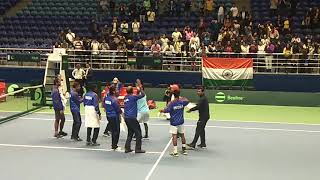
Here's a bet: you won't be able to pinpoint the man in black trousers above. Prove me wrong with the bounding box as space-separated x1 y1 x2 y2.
187 86 210 149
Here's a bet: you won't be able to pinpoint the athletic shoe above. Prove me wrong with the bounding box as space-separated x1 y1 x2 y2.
181 147 188 155
103 132 110 137
112 146 122 151
197 144 207 149
186 144 195 150
91 142 100 146
54 134 63 138
169 152 179 157
86 141 92 146
59 131 68 136
135 149 146 153
74 137 83 142
125 149 133 153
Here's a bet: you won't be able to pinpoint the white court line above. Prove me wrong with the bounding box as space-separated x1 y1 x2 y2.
2 112 320 127
145 138 172 180
2 116 320 133
11 117 320 133
0 143 161 154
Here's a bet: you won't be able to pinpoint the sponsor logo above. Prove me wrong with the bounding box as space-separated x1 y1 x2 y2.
215 92 245 103
215 92 226 102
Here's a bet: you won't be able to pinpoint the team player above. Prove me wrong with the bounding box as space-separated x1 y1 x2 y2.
70 82 83 141
83 84 101 146
136 79 149 139
160 84 189 157
51 78 67 138
103 85 122 150
124 85 146 153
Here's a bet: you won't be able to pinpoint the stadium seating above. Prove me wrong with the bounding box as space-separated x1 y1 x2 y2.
0 0 19 15
0 0 318 48
251 0 320 37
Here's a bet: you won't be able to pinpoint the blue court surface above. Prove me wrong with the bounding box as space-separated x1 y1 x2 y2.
0 113 320 180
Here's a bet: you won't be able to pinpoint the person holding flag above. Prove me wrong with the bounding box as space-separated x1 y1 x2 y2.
160 84 189 157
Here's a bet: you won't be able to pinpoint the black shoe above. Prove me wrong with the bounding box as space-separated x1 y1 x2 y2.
186 143 195 150
74 137 83 142
103 132 110 137
143 135 149 139
135 149 146 153
86 141 92 146
54 134 63 138
197 144 207 149
91 142 100 146
125 149 133 153
59 131 68 136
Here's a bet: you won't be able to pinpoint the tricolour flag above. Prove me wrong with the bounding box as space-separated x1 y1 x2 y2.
202 57 253 87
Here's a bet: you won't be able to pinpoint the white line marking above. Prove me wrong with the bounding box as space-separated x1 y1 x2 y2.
145 138 172 180
0 143 161 154
2 112 320 126
3 117 320 133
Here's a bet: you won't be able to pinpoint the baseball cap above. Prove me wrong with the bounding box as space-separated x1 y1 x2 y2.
170 84 180 92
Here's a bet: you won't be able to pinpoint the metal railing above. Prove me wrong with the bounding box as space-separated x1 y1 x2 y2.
0 48 319 74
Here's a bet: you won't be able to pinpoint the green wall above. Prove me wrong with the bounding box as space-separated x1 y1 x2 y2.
145 88 320 107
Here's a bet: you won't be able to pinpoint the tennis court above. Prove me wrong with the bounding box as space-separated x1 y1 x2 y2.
0 107 320 180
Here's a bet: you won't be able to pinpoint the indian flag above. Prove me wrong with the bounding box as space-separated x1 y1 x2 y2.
202 57 253 87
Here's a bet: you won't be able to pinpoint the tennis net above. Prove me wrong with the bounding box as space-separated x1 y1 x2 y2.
0 85 45 123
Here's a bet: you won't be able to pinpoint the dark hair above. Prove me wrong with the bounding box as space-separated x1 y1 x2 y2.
173 91 180 98
53 78 60 85
197 86 205 92
73 81 80 88
87 83 97 92
109 85 116 96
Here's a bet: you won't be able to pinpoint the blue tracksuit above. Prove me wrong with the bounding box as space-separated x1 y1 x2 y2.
124 92 145 119
51 87 63 111
70 90 82 113
83 91 100 115
163 98 189 126
103 95 122 118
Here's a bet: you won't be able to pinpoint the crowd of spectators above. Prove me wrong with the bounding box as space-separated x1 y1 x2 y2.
53 0 320 72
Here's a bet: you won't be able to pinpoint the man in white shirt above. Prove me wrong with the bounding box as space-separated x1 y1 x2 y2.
66 29 75 45
91 39 100 55
72 64 85 96
230 3 238 19
218 4 224 23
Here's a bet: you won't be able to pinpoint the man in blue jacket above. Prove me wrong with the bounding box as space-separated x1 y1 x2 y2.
70 82 83 141
160 85 189 157
51 78 67 138
83 84 101 146
124 85 146 153
103 85 122 150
